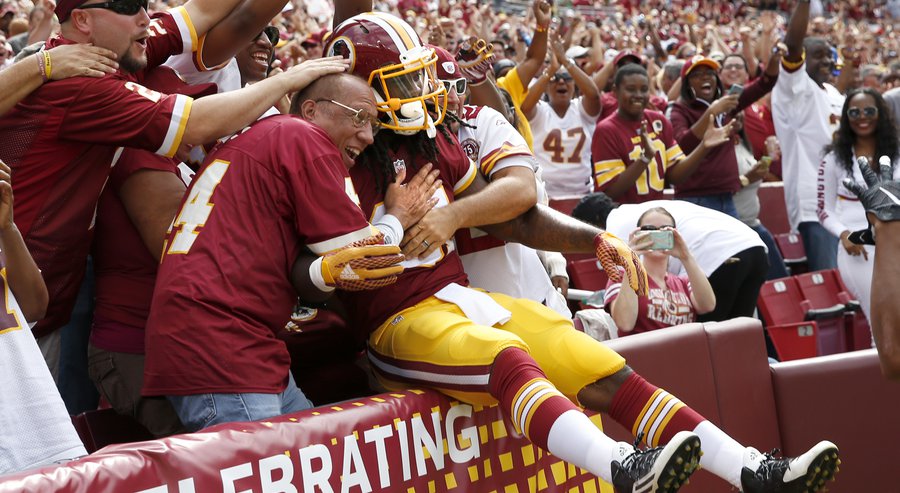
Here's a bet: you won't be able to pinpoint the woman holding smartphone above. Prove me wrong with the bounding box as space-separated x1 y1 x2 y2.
603 207 716 335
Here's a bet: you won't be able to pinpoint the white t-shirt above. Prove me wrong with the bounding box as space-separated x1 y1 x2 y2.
1 293 86 475
771 61 844 230
605 200 766 277
529 98 599 199
455 105 570 317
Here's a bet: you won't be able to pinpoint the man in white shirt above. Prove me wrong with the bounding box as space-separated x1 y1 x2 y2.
771 0 844 271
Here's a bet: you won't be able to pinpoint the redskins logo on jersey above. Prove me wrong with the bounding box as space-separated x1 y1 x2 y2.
460 138 480 161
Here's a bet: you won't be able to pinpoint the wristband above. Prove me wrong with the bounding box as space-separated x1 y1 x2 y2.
43 51 52 80
536 24 548 33
308 256 336 293
35 52 47 82
781 49 805 70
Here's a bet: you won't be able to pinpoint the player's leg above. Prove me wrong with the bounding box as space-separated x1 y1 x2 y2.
578 367 839 492
489 292 839 492
367 295 697 491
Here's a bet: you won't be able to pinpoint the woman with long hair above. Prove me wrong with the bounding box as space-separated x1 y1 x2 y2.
818 87 900 326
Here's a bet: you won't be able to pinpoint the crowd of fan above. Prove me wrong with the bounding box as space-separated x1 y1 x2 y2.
0 0 892 484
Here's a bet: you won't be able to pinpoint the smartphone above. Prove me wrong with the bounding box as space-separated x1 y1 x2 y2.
644 230 674 250
728 84 744 96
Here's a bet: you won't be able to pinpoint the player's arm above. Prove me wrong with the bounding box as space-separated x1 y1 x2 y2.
0 161 47 322
193 0 291 68
333 0 372 28
0 44 118 118
402 165 537 258
119 170 187 260
180 57 349 146
479 203 648 295
871 218 900 380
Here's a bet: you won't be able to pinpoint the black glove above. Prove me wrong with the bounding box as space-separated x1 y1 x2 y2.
843 156 900 223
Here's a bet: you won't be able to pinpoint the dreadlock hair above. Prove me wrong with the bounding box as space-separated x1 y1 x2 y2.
444 110 477 130
823 87 900 176
357 121 459 194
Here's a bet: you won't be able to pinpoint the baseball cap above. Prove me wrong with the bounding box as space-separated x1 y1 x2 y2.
680 55 721 79
613 50 643 68
429 44 460 79
55 0 88 22
493 58 516 78
566 45 589 59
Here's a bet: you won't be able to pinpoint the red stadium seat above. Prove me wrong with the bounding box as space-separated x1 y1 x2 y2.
757 277 819 361
548 198 581 216
796 270 871 352
773 233 808 275
567 258 609 292
757 183 791 235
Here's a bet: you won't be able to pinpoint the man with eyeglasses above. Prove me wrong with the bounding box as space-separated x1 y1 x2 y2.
771 0 844 272
141 72 437 431
0 0 347 375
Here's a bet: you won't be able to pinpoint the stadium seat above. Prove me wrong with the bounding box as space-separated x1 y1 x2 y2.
567 258 609 292
70 408 154 454
773 233 807 274
548 198 581 216
757 277 819 361
796 270 871 352
757 182 791 235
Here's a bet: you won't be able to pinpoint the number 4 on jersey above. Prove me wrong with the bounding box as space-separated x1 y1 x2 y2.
166 160 230 255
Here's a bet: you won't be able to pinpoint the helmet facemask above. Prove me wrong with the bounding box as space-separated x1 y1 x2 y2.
368 46 448 138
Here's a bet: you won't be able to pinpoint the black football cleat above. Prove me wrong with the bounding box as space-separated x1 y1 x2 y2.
740 441 840 492
611 431 702 493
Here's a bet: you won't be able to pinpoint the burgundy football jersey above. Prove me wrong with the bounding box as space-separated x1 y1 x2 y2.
91 149 180 354
0 9 197 337
339 132 476 334
592 110 684 204
143 116 375 396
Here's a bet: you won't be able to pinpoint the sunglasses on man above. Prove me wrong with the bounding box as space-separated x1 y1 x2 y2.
441 78 467 95
550 72 573 83
77 0 148 16
260 25 280 46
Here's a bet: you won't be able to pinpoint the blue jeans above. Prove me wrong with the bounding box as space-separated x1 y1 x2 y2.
751 223 789 280
797 221 838 272
168 373 314 432
679 193 739 219
58 256 99 414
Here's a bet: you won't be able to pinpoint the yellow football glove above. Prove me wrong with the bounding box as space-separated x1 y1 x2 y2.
593 232 649 296
321 235 404 291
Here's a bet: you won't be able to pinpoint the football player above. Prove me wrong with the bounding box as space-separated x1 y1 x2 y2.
304 10 841 493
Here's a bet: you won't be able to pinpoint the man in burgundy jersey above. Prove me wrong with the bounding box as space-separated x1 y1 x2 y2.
143 73 426 431
0 0 347 373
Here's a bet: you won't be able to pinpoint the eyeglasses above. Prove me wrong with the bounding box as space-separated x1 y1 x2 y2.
77 0 148 16
316 99 382 134
441 78 467 95
550 72 573 83
847 106 878 120
259 26 280 46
